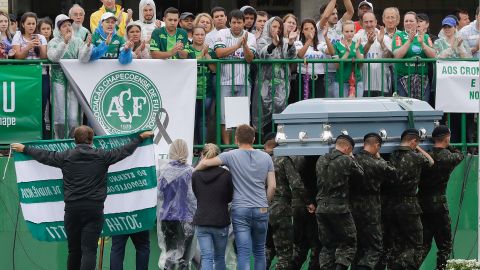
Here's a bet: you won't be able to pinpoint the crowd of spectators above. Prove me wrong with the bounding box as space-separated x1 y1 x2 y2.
0 0 477 143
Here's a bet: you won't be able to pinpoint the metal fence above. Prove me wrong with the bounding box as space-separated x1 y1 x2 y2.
0 58 477 153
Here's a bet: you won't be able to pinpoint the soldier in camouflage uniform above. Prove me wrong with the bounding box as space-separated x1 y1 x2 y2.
419 125 464 270
384 128 434 270
351 133 397 270
316 134 364 270
292 155 321 270
264 133 310 270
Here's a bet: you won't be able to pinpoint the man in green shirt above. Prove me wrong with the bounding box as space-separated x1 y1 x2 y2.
150 7 189 59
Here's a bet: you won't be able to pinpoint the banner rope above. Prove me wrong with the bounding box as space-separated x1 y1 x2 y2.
2 145 12 180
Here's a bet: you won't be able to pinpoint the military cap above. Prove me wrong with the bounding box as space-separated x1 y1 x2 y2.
364 132 382 144
336 134 355 147
263 132 277 144
401 128 420 140
432 125 451 138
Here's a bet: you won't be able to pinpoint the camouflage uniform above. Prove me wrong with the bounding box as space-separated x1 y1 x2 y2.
269 155 309 270
350 150 396 270
292 156 321 270
384 146 431 269
419 147 464 270
316 149 364 269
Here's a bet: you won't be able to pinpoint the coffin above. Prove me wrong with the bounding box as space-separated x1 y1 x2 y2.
272 97 443 156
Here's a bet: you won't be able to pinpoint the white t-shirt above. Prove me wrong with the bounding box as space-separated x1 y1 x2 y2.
353 28 389 92
214 29 257 86
12 32 47 59
294 40 328 74
318 20 343 72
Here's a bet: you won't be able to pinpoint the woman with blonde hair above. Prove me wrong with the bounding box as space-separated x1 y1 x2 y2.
192 144 233 270
157 139 197 270
194 13 214 34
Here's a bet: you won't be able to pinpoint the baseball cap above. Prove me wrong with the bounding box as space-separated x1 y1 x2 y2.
401 128 420 140
180 12 195 20
442 17 457 27
417 13 430 22
364 132 382 144
100 12 117 22
336 134 355 148
358 1 373 10
432 125 451 138
55 14 74 29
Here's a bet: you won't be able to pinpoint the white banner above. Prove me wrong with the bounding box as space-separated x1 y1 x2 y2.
60 59 197 163
436 60 480 113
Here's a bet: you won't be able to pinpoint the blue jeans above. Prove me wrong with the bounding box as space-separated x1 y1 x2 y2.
231 207 269 270
110 230 150 270
196 226 229 270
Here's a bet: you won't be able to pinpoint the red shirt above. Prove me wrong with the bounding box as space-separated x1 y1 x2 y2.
354 21 362 33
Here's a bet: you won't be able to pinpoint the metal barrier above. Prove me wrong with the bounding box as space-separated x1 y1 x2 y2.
0 58 477 153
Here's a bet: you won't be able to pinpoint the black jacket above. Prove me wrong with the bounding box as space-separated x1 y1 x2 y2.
192 166 233 227
24 136 143 205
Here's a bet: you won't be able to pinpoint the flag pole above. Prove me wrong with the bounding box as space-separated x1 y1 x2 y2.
98 237 106 269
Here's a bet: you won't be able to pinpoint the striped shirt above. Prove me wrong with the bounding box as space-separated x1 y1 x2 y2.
459 21 480 58
354 28 389 92
214 29 256 86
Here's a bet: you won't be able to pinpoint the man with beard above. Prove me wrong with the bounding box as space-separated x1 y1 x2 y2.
69 4 90 40
179 12 195 42
135 0 163 41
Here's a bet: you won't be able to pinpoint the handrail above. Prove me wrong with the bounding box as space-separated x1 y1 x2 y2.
0 57 479 65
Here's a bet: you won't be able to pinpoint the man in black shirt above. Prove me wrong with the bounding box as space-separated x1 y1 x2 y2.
12 125 153 270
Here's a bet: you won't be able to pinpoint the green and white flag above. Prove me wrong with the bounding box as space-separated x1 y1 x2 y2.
13 132 157 242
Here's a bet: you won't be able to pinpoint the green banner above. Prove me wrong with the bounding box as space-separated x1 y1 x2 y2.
0 64 42 144
25 207 157 241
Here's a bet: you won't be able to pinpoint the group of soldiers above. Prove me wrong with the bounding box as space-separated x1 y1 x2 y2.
263 125 464 270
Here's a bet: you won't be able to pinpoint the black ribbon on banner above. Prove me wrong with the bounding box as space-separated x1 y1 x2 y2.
154 108 172 145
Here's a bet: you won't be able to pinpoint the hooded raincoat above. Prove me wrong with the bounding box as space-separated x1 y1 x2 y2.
156 140 197 270
47 15 91 138
91 20 132 64
135 0 162 40
252 17 296 133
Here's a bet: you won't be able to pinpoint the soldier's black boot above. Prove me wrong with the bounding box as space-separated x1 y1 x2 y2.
335 264 348 270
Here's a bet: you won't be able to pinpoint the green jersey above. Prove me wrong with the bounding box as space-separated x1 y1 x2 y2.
334 41 364 83
187 47 217 99
150 27 189 59
91 32 125 59
392 31 431 76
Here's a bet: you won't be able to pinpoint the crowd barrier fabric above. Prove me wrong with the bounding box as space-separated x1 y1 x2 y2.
436 60 480 113
13 132 157 241
0 64 42 144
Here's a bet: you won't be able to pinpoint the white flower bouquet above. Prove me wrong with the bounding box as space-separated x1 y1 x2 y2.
447 259 480 270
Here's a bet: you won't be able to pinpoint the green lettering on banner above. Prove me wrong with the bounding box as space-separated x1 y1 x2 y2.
0 65 42 144
25 207 157 242
18 167 156 203
470 91 480 100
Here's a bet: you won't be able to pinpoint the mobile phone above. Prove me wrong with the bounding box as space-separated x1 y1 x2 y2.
84 33 88 42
